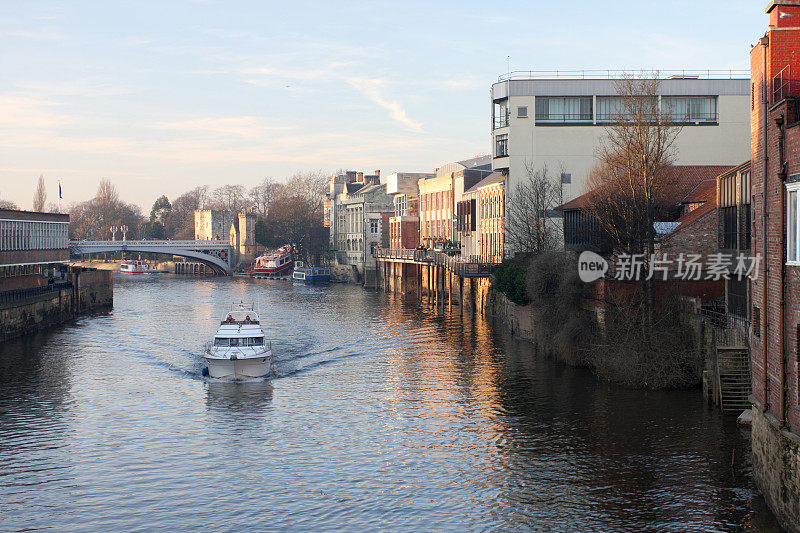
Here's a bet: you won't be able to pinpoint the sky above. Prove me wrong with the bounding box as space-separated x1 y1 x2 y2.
0 0 765 212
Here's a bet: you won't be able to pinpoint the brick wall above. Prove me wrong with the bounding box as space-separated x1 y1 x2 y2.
656 207 719 263
751 7 800 431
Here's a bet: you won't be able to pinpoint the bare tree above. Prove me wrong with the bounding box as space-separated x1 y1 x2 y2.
212 184 247 212
276 170 327 212
583 74 681 323
164 185 209 239
505 162 564 255
255 170 329 262
0 198 19 210
586 75 680 254
249 177 278 216
67 180 144 240
33 174 47 211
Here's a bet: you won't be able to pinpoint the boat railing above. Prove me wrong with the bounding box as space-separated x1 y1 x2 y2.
204 339 272 353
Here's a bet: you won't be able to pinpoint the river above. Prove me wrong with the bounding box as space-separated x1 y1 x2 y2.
0 275 782 531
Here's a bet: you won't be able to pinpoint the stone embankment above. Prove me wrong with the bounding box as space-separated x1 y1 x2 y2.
1 268 113 342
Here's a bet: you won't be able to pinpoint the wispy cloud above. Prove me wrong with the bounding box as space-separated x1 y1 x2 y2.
0 96 74 129
347 77 424 133
154 116 294 138
240 62 425 133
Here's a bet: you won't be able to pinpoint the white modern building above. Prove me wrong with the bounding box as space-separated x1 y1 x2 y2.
490 71 752 203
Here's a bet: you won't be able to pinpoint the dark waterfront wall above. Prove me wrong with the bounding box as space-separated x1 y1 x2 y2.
377 259 491 313
0 269 112 342
752 402 800 533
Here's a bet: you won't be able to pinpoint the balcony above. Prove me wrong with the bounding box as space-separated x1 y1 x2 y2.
374 248 501 278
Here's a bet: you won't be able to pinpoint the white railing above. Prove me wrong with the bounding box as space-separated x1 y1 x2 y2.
497 69 750 82
70 239 230 250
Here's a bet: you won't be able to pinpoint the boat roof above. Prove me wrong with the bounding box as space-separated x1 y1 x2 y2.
215 323 264 337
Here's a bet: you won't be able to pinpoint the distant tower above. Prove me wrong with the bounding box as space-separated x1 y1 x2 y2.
238 210 257 260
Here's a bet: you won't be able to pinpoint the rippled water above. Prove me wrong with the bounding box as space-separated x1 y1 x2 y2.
0 275 782 531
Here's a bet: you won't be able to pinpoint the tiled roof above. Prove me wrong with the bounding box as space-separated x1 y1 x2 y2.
557 164 735 211
681 179 716 204
661 165 733 202
659 198 717 238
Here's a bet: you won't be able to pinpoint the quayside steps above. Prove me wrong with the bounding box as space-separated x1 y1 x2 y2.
716 345 751 414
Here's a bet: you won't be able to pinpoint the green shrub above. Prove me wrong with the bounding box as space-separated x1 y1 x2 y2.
492 258 530 305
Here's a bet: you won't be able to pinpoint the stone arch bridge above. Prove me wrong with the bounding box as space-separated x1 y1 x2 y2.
69 240 233 275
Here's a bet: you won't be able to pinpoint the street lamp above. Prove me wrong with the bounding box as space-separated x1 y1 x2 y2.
120 225 128 241
110 226 118 241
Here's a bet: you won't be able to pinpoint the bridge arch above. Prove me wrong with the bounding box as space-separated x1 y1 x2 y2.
69 241 233 275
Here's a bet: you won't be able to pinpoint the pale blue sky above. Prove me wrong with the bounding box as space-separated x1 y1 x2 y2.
0 0 764 210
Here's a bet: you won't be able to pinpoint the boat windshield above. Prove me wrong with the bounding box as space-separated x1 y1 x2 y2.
214 337 265 347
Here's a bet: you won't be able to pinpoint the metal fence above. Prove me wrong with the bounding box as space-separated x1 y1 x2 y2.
700 307 750 347
374 248 501 278
0 282 73 306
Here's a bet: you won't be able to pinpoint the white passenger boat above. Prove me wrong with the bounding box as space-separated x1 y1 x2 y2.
204 303 272 379
119 260 148 274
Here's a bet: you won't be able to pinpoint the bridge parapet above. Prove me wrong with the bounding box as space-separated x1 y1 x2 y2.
69 240 233 275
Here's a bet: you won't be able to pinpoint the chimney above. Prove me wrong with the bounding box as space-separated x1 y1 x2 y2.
768 1 800 28
357 172 364 182
374 170 380 177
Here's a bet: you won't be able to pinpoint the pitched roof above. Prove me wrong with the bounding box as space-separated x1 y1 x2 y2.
465 171 505 193
658 198 718 238
681 179 717 204
556 164 735 211
457 155 492 170
662 165 733 202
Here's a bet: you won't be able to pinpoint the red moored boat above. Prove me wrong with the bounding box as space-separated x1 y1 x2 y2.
251 246 293 276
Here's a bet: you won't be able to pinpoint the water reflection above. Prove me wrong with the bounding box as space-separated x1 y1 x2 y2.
205 379 273 413
0 275 783 531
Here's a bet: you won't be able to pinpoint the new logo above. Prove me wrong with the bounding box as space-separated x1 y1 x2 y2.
578 251 608 282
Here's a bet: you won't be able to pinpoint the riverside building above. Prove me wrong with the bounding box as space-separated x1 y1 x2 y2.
386 172 434 250
0 208 70 290
490 69 752 255
418 156 492 247
748 2 800 530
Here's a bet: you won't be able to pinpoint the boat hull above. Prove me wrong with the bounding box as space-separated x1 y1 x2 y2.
293 273 331 282
204 354 272 379
251 263 293 275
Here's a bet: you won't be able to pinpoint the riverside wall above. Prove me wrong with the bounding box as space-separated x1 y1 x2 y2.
752 400 800 533
377 260 491 313
0 268 113 342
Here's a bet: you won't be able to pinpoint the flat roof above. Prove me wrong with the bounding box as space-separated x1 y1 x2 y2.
0 209 69 223
492 77 750 100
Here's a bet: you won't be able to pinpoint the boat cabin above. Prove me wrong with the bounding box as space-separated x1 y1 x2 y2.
221 309 260 325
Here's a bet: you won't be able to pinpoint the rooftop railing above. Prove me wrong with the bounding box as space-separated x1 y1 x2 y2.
497 70 750 82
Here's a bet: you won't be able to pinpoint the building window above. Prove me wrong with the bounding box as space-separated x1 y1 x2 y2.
753 306 761 336
493 99 509 129
495 134 508 158
720 206 738 250
788 183 800 264
517 106 528 118
370 220 379 234
661 96 717 122
535 96 592 122
597 96 657 122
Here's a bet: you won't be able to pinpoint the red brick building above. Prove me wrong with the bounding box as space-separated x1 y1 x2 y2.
749 2 800 529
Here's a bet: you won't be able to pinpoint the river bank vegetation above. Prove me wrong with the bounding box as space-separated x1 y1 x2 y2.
493 252 703 389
